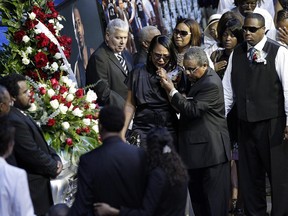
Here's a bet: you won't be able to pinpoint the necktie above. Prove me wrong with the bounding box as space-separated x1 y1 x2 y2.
116 53 128 74
248 47 257 62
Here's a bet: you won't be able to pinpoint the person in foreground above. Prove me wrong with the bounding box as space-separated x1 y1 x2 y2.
94 127 189 216
0 73 63 216
160 46 231 216
0 115 35 216
68 105 147 216
222 13 288 215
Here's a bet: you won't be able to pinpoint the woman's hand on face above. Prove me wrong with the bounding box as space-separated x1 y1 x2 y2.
156 67 168 79
278 27 288 45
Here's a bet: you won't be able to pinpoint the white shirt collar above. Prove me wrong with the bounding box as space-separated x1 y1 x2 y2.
247 36 267 51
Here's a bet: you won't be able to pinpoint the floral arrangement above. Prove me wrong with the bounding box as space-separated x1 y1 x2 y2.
251 49 267 65
27 75 101 163
0 0 101 163
0 0 73 80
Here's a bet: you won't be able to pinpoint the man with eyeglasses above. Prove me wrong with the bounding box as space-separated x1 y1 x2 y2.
160 46 231 216
230 0 276 40
223 13 288 215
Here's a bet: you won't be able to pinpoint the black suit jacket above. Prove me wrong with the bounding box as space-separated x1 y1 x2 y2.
7 107 61 215
69 136 147 216
86 42 133 108
171 68 231 169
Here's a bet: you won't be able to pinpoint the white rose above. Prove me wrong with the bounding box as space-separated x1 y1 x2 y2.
22 57 30 65
49 19 55 24
72 108 83 117
51 62 59 72
54 53 62 60
62 92 68 98
57 16 63 21
60 133 67 142
69 86 77 94
61 122 70 131
47 89 56 98
92 124 99 133
68 104 74 111
66 94 74 102
28 12 36 20
59 104 68 114
28 103 37 112
38 83 47 88
85 89 97 103
60 76 69 83
50 99 59 109
44 63 50 70
83 118 91 126
34 29 42 34
89 103 96 109
26 47 33 54
55 22 64 31
22 35 30 43
60 64 68 72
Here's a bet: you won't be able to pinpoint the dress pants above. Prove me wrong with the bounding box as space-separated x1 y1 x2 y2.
238 117 288 216
188 162 230 216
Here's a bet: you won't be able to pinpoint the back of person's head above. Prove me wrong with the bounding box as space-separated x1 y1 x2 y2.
184 46 208 67
106 18 129 35
48 203 69 216
0 73 26 98
146 127 188 185
174 18 202 47
146 35 177 71
138 26 161 44
0 85 11 116
276 9 288 25
99 105 125 132
0 115 15 157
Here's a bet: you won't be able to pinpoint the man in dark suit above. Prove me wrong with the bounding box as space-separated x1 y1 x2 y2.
68 106 147 216
86 18 133 109
160 47 231 216
223 13 288 215
0 74 63 216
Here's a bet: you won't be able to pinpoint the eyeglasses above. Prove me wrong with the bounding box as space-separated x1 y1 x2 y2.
242 26 264 33
152 52 170 61
184 66 199 74
173 29 192 37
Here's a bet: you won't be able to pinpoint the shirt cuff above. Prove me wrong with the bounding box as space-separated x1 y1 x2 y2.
169 88 178 97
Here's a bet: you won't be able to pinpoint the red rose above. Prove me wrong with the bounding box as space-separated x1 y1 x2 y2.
39 87 46 95
34 52 48 68
47 118 56 126
36 33 50 48
65 101 72 108
59 86 68 94
47 23 56 35
14 30 26 43
66 138 73 147
84 104 89 109
76 128 82 135
48 42 58 55
47 1 55 9
51 95 60 101
85 114 93 119
32 6 46 21
25 20 38 30
82 127 90 134
75 89 84 98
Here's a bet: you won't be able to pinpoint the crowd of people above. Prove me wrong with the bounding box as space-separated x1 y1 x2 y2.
1 0 288 216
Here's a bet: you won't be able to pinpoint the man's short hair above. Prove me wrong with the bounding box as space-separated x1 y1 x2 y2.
99 105 125 132
245 13 265 27
0 73 26 98
106 18 129 35
138 26 160 44
0 115 15 156
184 46 209 66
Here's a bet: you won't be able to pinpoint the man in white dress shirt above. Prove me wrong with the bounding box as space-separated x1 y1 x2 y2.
223 13 288 215
0 116 35 216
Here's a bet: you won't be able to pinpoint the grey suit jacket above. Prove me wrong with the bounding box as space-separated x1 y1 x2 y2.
171 68 231 169
86 42 133 108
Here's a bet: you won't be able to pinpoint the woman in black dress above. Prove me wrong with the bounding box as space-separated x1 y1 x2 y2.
121 35 179 148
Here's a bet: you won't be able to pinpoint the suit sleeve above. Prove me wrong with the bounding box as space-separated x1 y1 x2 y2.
119 168 166 216
68 156 95 216
11 118 58 177
86 52 126 107
171 81 219 119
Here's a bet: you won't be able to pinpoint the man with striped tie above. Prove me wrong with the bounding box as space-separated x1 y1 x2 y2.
86 18 133 109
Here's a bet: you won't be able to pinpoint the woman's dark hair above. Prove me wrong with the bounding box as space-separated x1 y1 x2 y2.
218 18 244 47
0 116 15 156
146 35 177 72
174 18 202 47
146 127 188 186
276 9 288 24
279 0 288 9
